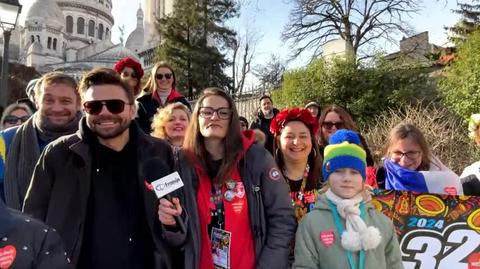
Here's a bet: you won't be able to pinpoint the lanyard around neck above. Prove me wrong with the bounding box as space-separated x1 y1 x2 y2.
328 199 366 269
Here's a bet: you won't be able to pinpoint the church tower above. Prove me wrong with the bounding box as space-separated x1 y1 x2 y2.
144 0 174 48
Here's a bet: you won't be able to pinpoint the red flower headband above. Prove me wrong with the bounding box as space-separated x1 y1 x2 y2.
270 107 320 136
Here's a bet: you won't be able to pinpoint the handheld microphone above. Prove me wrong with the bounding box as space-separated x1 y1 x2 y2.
143 158 186 233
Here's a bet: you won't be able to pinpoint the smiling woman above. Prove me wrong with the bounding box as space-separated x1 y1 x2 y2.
271 108 322 222
156 87 296 269
151 102 191 147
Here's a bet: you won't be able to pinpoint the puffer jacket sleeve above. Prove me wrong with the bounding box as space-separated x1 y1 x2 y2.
384 221 404 269
255 147 296 268
293 215 320 269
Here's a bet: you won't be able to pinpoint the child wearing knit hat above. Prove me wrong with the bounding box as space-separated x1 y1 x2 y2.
294 129 404 269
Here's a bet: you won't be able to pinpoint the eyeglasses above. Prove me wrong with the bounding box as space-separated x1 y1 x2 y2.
322 121 344 130
3 115 30 124
390 151 421 160
121 71 137 78
199 107 232 120
83 99 132 115
156 73 173 80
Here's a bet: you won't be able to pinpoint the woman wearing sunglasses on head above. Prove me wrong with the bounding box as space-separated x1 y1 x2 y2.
157 88 295 269
113 57 144 98
318 104 377 187
137 62 191 133
0 103 33 130
377 123 462 195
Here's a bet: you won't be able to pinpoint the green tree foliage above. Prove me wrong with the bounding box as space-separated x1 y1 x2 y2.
439 30 480 120
156 0 239 97
447 0 480 44
272 56 439 126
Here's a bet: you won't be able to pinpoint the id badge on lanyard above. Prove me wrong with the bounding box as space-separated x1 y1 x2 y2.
211 227 232 269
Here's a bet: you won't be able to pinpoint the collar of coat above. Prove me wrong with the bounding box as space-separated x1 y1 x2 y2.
68 117 153 160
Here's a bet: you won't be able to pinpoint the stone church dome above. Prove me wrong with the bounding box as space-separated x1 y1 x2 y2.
125 6 145 52
25 0 65 26
26 0 65 28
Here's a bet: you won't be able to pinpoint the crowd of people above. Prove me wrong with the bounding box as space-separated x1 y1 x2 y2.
0 56 476 268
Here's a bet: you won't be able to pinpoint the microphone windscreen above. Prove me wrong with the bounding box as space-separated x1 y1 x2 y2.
142 158 172 183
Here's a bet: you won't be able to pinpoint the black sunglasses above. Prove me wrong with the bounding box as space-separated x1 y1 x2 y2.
121 71 137 78
322 121 345 130
156 73 173 80
83 99 132 115
3 115 30 124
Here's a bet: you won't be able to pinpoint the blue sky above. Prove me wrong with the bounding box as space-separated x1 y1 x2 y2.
18 0 460 69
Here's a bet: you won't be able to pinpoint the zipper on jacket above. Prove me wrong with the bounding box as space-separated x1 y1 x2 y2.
252 185 263 238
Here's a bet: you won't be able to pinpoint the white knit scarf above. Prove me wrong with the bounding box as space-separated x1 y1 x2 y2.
325 189 382 252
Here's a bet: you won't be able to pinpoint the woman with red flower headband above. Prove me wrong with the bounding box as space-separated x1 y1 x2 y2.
113 57 144 97
271 108 323 266
271 108 323 222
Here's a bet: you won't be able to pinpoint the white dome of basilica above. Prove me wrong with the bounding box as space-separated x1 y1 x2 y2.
26 0 64 28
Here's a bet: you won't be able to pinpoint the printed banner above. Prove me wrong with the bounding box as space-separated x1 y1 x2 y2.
372 190 480 269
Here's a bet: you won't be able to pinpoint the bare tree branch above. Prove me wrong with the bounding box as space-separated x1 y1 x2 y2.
282 0 420 60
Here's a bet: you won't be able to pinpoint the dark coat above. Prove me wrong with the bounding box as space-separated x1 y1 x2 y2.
136 92 191 133
22 118 176 268
165 142 296 269
249 108 279 154
0 200 71 269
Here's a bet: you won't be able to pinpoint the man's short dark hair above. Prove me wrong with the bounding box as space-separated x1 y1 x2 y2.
78 68 134 103
259 95 272 104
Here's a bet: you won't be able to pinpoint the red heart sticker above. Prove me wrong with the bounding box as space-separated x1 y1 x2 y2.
468 252 480 269
319 231 335 247
0 245 17 269
304 193 316 204
444 186 457 195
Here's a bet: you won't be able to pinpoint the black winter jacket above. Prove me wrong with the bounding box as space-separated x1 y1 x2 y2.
163 142 296 269
136 93 191 133
0 200 71 269
249 108 279 154
22 118 177 268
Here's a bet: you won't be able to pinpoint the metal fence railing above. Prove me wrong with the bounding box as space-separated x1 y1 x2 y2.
187 91 264 125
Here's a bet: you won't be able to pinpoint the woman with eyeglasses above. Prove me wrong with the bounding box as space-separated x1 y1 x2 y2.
377 123 462 195
113 57 144 97
0 103 33 130
137 62 191 133
318 104 377 186
157 88 295 269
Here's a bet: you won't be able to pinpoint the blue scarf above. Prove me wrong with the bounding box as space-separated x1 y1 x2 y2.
384 159 428 193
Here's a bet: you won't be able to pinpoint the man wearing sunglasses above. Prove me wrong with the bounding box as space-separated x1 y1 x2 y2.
23 68 177 269
2 72 82 209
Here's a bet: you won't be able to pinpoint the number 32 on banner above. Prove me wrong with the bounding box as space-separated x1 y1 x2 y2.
401 223 480 269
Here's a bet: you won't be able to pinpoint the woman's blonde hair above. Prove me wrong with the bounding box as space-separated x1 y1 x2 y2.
151 102 190 140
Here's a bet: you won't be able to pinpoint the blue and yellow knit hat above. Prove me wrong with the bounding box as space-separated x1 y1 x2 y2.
323 129 367 181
